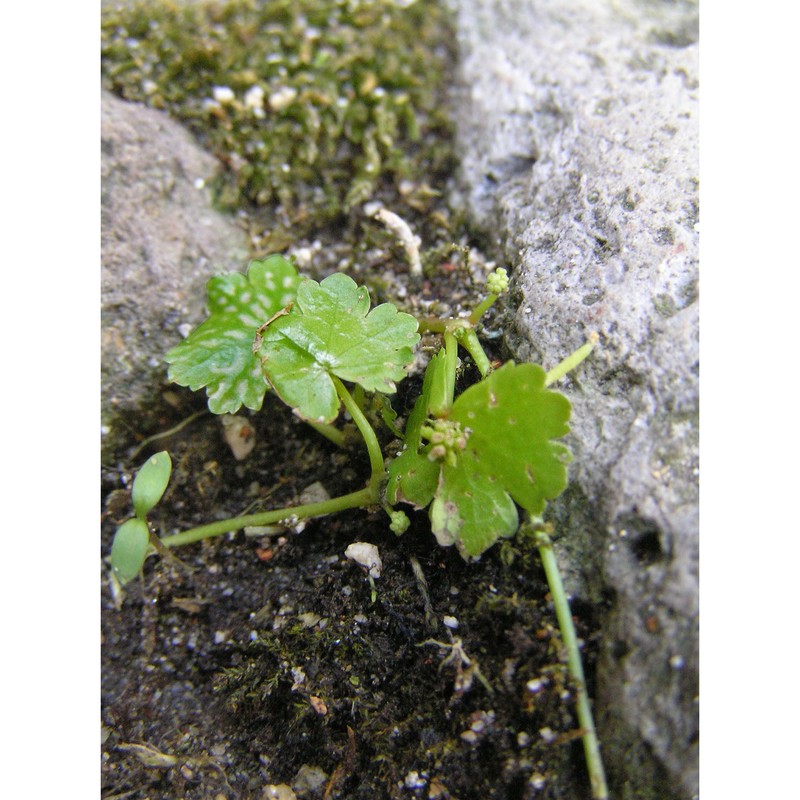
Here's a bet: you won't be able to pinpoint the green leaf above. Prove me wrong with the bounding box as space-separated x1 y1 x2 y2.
132 451 172 519
387 445 440 508
111 518 151 584
429 362 573 558
430 451 519 556
450 363 572 512
256 272 419 422
165 255 300 414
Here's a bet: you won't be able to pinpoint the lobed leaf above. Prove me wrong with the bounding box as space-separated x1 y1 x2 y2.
390 361 573 559
450 362 572 514
256 273 420 423
165 256 300 414
434 362 572 557
430 450 519 556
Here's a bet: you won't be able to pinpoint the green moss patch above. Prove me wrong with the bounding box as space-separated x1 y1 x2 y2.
102 0 455 221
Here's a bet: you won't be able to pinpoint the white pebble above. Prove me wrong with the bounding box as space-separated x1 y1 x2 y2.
212 85 235 104
404 770 426 789
345 542 382 579
539 727 557 743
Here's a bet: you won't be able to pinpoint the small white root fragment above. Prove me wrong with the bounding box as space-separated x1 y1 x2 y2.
374 207 423 276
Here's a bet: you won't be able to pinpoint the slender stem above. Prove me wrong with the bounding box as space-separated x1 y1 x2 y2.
128 410 208 462
545 333 599 387
416 316 452 334
332 376 385 484
468 293 498 325
533 528 609 799
160 486 377 549
305 419 346 448
457 328 492 377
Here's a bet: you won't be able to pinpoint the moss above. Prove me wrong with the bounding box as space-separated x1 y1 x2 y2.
102 0 456 224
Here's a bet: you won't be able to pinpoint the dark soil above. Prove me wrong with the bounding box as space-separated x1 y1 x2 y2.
101 368 602 800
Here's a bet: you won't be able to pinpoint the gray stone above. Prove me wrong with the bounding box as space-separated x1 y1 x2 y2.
291 764 328 798
452 1 698 798
101 91 249 459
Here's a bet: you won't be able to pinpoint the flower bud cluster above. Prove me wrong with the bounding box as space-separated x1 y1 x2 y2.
420 419 471 467
486 267 509 295
389 510 411 535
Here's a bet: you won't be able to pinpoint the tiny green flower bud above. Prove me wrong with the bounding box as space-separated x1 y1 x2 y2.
486 267 509 295
428 444 447 462
389 510 411 535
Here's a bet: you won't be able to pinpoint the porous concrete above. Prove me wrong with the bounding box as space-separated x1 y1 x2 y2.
451 1 699 797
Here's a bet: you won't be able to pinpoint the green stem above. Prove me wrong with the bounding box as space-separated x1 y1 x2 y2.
305 419 346 448
416 316 452 334
545 333 599 387
533 528 609 800
127 410 208 462
468 293 498 325
332 376 385 484
160 486 377 549
457 328 492 378
438 330 459 413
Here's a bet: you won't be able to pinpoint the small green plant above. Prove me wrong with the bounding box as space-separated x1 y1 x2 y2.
110 451 172 583
109 251 607 797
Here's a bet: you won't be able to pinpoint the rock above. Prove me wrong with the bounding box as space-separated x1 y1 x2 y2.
451 2 698 798
101 90 249 459
291 764 328 798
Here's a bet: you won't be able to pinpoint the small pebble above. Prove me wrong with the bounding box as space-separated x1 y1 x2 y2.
539 727 557 744
403 770 426 789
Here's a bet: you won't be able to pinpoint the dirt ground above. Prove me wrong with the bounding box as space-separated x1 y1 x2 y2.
100 271 604 799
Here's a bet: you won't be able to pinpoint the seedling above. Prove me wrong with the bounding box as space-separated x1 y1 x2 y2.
109 251 607 797
110 451 172 584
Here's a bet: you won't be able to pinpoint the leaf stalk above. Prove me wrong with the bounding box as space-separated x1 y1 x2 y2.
332 376 386 485
532 526 609 799
160 486 378 549
545 333 599 387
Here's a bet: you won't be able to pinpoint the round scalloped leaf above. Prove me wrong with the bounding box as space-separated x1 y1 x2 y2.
132 451 172 520
256 273 419 422
165 255 300 414
430 450 519 557
111 518 151 584
450 362 572 516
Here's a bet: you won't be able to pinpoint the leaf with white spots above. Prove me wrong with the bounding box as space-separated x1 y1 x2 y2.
165 255 300 414
255 273 420 423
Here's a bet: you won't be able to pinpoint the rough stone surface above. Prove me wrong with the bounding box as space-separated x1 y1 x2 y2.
452 1 699 798
101 90 249 459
